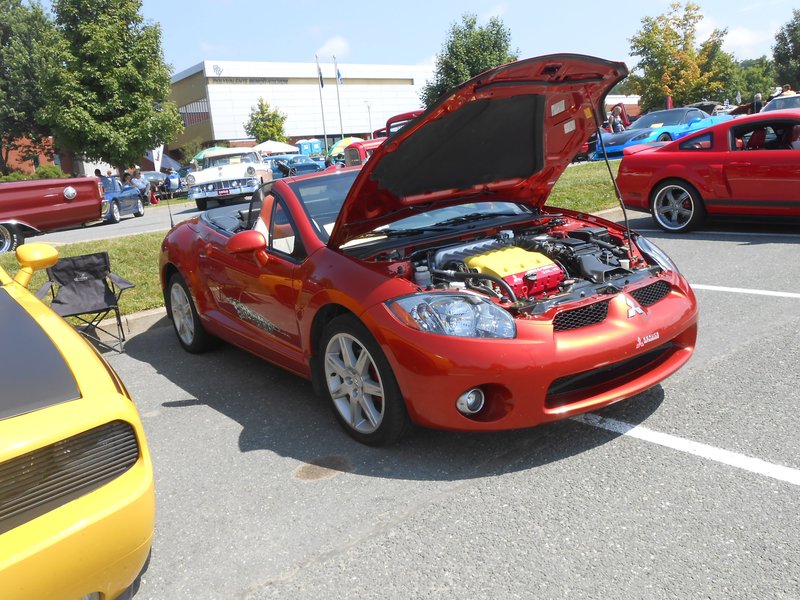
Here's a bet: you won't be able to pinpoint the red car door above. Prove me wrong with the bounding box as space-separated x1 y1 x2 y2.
723 127 800 216
198 201 305 369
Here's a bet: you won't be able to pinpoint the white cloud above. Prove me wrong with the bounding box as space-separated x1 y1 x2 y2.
316 37 351 61
695 15 776 59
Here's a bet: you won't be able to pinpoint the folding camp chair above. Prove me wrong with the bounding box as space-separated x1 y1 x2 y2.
37 252 135 352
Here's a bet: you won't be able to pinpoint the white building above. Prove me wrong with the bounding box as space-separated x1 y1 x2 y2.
169 60 435 151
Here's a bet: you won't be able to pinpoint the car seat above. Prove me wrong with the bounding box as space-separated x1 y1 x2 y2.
746 128 766 150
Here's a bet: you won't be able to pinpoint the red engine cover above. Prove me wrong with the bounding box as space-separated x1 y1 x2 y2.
503 263 564 298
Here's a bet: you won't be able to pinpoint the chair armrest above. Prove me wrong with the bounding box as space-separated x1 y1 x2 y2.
108 272 135 291
35 281 54 300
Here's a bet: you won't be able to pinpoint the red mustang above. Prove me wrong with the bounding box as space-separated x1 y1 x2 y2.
616 109 800 232
159 54 698 445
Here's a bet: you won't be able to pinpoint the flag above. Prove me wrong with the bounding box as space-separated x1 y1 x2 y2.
735 91 742 105
315 55 324 88
337 67 343 85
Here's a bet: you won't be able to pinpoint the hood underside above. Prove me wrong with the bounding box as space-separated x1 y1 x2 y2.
329 53 628 247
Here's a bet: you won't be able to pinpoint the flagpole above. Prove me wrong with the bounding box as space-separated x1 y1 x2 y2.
315 54 329 153
334 55 344 140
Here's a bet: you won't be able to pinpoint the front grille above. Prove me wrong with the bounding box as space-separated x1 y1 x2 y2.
0 420 139 534
553 300 610 332
546 342 676 408
630 280 671 307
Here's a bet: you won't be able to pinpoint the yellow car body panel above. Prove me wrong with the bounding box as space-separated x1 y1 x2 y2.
0 245 155 600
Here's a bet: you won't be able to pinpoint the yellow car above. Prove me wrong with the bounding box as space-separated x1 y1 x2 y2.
0 244 154 600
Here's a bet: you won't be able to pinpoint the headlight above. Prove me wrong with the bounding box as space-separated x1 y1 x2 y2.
187 174 195 185
636 235 680 273
632 132 651 141
246 166 256 176
387 293 516 338
206 184 214 191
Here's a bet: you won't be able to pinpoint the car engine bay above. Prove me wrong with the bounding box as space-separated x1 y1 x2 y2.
361 216 665 315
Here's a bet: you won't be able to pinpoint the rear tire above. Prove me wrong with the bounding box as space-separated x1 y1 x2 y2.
167 272 216 353
651 179 705 233
316 314 410 446
0 223 23 253
195 198 208 211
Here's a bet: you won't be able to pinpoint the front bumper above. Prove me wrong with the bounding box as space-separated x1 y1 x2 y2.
189 179 258 200
364 277 698 431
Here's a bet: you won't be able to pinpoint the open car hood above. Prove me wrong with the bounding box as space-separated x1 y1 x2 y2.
329 53 627 247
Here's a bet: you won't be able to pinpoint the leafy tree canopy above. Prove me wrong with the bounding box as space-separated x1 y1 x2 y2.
420 13 518 108
243 98 287 143
628 2 737 112
0 0 53 174
40 0 183 169
773 9 800 90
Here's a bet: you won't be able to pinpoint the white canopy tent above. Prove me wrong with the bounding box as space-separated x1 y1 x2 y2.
252 140 299 154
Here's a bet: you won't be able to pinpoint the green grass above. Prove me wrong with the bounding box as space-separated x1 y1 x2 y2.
548 160 621 214
1 165 623 317
1 232 166 316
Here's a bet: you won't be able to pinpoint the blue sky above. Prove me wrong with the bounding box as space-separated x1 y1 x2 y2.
136 0 795 74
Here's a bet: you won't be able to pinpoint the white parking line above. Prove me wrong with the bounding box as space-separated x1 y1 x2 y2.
572 413 800 486
634 228 800 239
691 284 800 299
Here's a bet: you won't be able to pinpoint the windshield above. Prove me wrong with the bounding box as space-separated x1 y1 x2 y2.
203 153 260 169
630 110 698 129
762 96 800 112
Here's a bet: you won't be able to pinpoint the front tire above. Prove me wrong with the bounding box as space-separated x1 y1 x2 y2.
651 179 705 233
109 200 121 224
0 223 23 253
133 198 144 217
167 272 216 353
195 198 208 211
317 315 410 446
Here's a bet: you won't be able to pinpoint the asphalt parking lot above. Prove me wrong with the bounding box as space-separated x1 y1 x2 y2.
108 212 800 599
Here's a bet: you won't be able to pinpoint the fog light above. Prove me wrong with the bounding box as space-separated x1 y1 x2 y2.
456 388 485 415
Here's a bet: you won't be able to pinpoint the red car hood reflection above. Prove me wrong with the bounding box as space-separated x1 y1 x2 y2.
329 53 628 247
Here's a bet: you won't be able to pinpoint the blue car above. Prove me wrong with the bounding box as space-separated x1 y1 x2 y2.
593 107 733 160
263 154 324 178
101 176 144 223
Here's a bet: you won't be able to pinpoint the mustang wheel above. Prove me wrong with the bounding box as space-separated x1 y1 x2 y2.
318 315 410 446
657 133 672 142
167 273 216 353
133 198 144 217
0 223 23 253
651 179 705 233
110 201 121 224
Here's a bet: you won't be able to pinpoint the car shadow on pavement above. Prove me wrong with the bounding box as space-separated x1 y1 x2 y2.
121 318 665 483
619 213 800 245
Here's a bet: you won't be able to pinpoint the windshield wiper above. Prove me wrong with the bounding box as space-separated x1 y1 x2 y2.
433 212 524 227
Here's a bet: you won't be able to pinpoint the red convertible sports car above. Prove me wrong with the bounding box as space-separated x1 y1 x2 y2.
616 109 800 232
159 54 698 445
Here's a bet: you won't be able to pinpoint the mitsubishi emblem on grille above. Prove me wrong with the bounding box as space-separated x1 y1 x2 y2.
626 296 644 318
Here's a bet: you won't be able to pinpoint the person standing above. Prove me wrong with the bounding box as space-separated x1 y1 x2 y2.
609 105 625 133
752 93 763 113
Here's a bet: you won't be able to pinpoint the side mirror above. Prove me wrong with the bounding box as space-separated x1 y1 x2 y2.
13 243 59 287
226 230 267 254
688 117 702 127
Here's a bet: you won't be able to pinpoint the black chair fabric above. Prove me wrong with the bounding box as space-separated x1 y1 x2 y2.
38 252 134 352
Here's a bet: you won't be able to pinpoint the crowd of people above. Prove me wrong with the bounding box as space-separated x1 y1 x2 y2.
93 165 182 205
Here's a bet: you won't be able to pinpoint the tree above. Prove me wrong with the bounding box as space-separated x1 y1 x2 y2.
420 13 518 108
628 2 737 112
243 98 287 143
40 0 183 170
773 9 800 90
0 1 53 174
